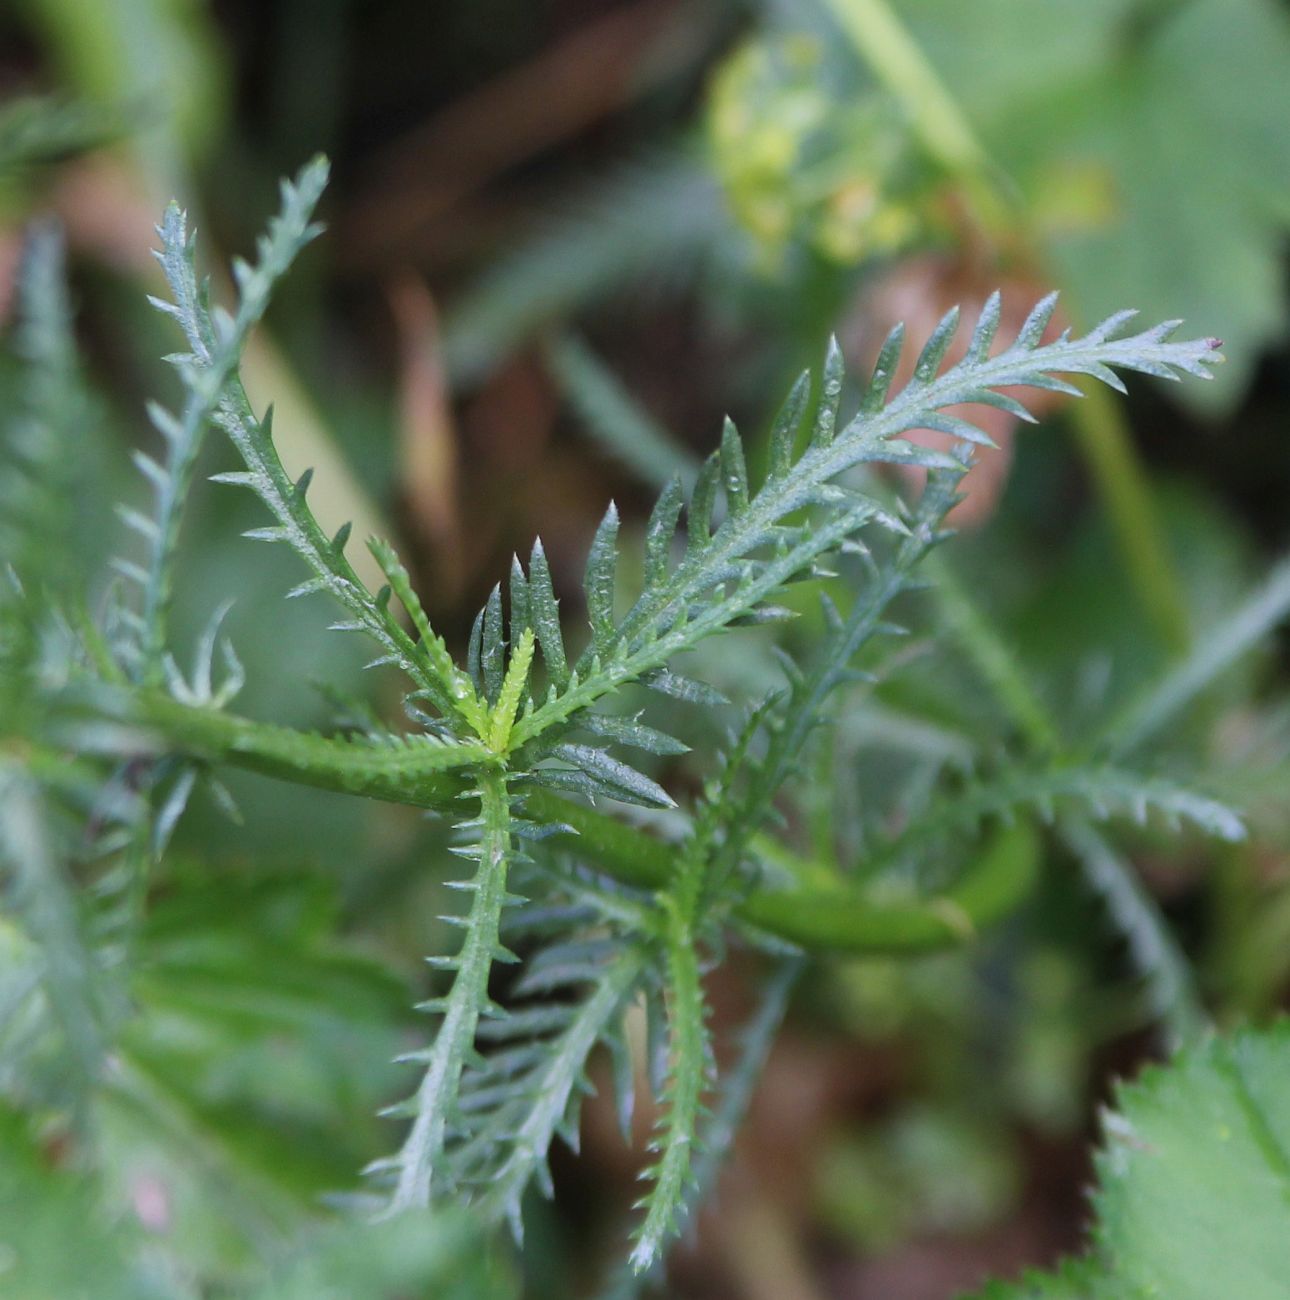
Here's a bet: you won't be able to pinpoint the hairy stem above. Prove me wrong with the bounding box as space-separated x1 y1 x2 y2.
630 901 710 1272
75 686 1038 955
387 768 514 1212
607 957 802 1299
86 687 488 802
1067 385 1189 653
1063 819 1208 1050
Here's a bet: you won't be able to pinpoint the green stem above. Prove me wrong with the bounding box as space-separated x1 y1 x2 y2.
817 0 989 180
605 957 803 1298
925 551 1060 752
1097 550 1290 759
819 0 1190 655
525 792 1038 954
1062 819 1207 1050
388 768 514 1211
630 899 710 1272
737 819 1039 953
93 687 489 805
84 690 1035 956
1068 385 1189 653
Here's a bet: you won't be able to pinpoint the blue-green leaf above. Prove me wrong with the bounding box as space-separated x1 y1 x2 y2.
585 504 620 644
529 538 568 688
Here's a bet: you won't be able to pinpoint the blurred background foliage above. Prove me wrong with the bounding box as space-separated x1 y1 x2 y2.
2 0 1290 1296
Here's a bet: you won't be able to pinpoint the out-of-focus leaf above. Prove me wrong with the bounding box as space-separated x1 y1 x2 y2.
963 1022 1290 1298
1044 0 1290 411
443 152 724 384
0 95 126 184
242 1211 516 1300
0 1105 171 1300
91 869 411 1274
966 1258 1114 1299
125 869 407 1146
14 0 229 169
1091 1022 1290 1298
906 0 1290 409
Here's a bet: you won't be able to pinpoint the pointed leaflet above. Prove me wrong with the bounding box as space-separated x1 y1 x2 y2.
585 503 620 645
482 584 506 703
861 324 904 413
580 712 688 756
913 306 961 384
1085 307 1140 345
643 477 684 588
1015 291 1060 348
916 411 998 448
467 607 485 693
965 291 1002 363
642 669 728 708
811 337 844 447
528 538 568 688
718 417 748 515
508 554 530 640
688 451 720 545
768 370 810 479
545 744 676 809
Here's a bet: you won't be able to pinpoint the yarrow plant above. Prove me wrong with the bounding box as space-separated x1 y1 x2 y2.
7 157 1283 1296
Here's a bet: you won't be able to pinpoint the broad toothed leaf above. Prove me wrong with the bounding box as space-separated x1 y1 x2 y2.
963 1024 1290 1299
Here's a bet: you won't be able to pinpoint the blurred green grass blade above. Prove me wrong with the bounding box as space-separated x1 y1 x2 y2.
546 333 700 490
1101 551 1290 757
443 151 723 385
